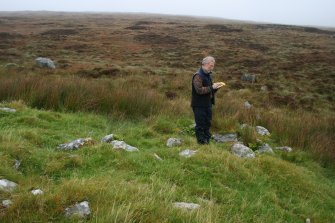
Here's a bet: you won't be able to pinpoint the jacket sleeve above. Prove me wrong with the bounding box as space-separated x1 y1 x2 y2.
193 74 213 95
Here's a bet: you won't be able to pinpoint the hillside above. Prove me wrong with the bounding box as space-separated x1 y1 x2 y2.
0 12 335 222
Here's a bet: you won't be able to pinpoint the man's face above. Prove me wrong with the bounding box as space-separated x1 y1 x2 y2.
205 62 215 72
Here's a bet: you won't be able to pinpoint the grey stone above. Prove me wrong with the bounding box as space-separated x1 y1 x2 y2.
179 149 197 158
0 107 16 113
0 179 17 192
241 73 256 83
244 101 252 109
101 134 114 143
306 218 311 223
213 133 238 143
65 201 91 218
275 146 293 152
110 140 139 152
257 143 274 154
256 126 270 136
35 57 56 69
58 138 93 150
261 85 268 91
31 189 44 195
14 159 21 170
173 202 200 210
2 199 12 208
166 138 182 147
231 143 255 158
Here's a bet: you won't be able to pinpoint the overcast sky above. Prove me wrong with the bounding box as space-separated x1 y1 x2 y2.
1 0 335 27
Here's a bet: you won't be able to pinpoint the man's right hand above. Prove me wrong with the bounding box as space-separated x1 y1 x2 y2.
212 82 226 89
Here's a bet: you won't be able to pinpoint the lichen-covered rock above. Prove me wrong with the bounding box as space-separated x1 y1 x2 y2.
2 199 12 208
256 126 270 136
0 107 16 113
65 201 91 218
244 101 252 109
35 57 56 69
231 143 255 158
58 138 93 150
166 138 182 147
101 134 114 143
213 133 238 143
257 143 274 154
173 202 200 210
179 149 197 158
110 140 139 152
0 179 17 192
31 189 44 195
275 146 293 152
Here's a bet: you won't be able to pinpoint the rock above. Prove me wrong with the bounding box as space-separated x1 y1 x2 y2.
0 179 17 192
0 107 16 113
261 85 268 91
14 159 21 170
65 201 91 218
166 138 182 147
31 189 44 195
110 140 139 152
35 57 56 69
4 63 18 68
173 202 200 210
58 138 93 150
240 123 250 129
244 101 252 109
101 134 114 143
213 133 238 143
306 218 311 223
153 153 163 161
257 143 274 154
256 126 270 136
275 146 293 152
2 199 12 208
241 73 256 83
231 143 255 158
179 149 197 158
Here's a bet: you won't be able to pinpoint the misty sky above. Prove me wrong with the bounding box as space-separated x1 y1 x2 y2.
1 0 335 27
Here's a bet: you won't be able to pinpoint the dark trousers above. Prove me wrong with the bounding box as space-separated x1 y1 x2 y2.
192 106 212 144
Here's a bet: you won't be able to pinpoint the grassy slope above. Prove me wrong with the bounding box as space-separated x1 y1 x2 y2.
1 101 334 223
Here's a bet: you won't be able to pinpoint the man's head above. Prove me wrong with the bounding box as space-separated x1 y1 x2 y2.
202 56 215 73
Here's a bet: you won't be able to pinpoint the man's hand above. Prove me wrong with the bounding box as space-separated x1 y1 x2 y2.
212 82 226 89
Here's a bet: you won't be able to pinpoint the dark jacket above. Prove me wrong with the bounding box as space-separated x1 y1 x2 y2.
191 68 216 107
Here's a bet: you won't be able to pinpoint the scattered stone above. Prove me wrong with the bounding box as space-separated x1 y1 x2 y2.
306 218 311 223
2 199 12 208
0 179 17 192
231 143 255 158
101 134 114 143
173 202 200 210
275 146 293 152
31 189 44 195
0 107 16 113
14 159 21 170
240 123 250 129
110 140 139 152
58 138 93 150
179 149 197 158
257 143 274 154
65 201 91 218
35 57 56 69
4 63 18 68
244 101 252 109
153 153 163 161
241 73 256 83
213 133 238 143
256 126 270 136
261 85 268 91
166 138 182 147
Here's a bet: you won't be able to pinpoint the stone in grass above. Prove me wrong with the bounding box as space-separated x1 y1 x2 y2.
244 101 252 109
173 202 200 210
65 201 91 218
35 57 56 69
275 146 293 152
2 199 12 208
31 189 44 195
110 140 139 152
58 138 93 150
153 153 163 161
256 126 270 136
0 179 17 192
166 138 182 147
179 149 197 158
101 134 114 143
14 159 21 170
0 107 16 113
257 143 274 154
231 143 255 159
212 133 238 143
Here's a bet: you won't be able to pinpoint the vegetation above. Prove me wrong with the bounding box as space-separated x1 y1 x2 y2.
0 12 334 222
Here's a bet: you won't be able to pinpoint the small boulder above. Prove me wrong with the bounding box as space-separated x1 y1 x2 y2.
256 126 270 136
213 133 238 143
231 143 255 158
173 202 200 210
0 107 16 113
0 179 17 192
35 57 56 69
58 138 93 150
257 143 274 154
179 149 197 158
241 73 256 83
166 138 182 147
14 159 21 170
65 201 91 218
110 140 139 152
244 101 252 109
31 189 44 195
275 146 293 152
101 134 114 143
2 199 12 208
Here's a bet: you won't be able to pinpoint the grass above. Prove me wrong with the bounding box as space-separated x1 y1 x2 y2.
0 101 334 222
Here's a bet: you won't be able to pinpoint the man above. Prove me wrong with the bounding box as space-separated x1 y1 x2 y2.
191 56 224 144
